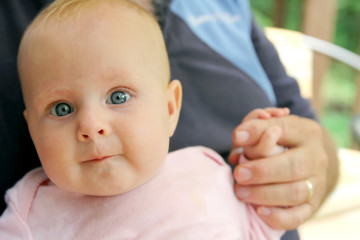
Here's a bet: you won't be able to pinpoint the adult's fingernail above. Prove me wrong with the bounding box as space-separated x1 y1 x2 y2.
235 130 249 143
230 147 244 155
236 187 250 198
257 207 271 216
236 168 252 181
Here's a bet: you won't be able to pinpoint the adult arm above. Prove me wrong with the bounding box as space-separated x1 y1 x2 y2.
231 115 339 229
229 20 340 229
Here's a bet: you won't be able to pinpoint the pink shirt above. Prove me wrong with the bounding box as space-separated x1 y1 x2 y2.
0 147 283 240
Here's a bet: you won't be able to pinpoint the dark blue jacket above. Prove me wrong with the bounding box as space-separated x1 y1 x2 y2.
164 0 315 157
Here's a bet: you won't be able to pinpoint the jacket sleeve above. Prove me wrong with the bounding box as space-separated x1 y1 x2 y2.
251 19 317 120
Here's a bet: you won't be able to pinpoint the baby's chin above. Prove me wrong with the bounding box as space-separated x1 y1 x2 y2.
52 177 152 197
45 160 164 197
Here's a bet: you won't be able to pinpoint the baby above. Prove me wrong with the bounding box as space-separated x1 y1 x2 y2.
0 0 284 239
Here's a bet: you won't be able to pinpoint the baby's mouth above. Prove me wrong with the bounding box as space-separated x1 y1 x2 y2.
85 155 116 162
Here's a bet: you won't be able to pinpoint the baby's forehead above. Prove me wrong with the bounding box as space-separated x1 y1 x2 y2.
30 1 153 32
21 0 159 60
19 0 170 87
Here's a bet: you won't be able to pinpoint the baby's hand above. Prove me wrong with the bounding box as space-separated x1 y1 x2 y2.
243 108 289 160
242 107 290 122
229 108 289 164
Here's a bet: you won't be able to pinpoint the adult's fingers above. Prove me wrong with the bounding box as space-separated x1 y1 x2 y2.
233 149 318 184
235 179 315 206
255 204 314 230
232 115 322 147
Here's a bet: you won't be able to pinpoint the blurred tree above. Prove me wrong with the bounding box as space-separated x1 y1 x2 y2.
335 0 360 53
250 0 275 26
251 0 360 53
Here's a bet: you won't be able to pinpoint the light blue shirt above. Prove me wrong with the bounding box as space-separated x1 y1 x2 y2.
170 0 276 103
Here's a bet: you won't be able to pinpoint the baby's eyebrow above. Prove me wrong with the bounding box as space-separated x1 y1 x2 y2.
33 87 74 106
99 70 141 88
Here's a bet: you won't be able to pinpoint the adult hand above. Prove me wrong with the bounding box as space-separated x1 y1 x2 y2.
228 115 339 230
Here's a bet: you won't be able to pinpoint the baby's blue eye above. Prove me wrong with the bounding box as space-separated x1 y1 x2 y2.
50 102 74 117
107 91 131 104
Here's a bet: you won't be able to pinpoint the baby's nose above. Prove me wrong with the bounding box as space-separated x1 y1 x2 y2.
80 128 106 141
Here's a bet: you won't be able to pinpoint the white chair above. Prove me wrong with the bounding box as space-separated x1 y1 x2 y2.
265 27 360 148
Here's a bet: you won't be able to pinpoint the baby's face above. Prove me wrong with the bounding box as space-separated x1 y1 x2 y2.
19 5 180 195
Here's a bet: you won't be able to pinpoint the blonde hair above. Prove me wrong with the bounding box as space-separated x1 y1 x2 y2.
29 0 156 30
18 0 170 86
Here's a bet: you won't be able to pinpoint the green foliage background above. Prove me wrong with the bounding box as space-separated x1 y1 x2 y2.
250 0 360 148
250 0 360 52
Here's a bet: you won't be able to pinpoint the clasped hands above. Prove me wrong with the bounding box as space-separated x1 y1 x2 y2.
229 108 331 230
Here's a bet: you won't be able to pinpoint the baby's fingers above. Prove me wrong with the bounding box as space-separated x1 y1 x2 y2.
244 125 284 159
242 108 290 123
265 107 290 117
242 109 271 122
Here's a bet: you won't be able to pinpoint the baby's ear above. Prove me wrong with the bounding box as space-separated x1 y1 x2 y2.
166 80 182 137
23 110 28 122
